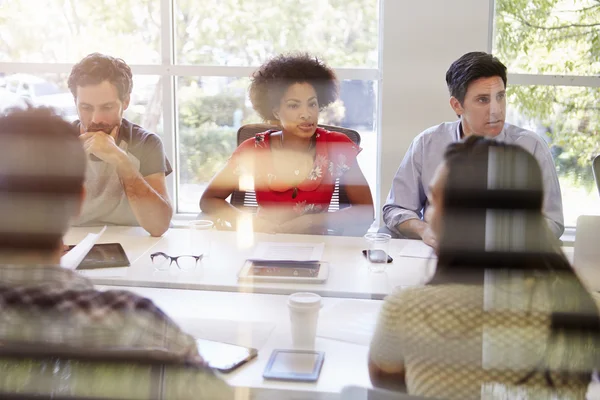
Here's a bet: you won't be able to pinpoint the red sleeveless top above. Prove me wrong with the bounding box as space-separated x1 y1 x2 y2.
230 128 360 218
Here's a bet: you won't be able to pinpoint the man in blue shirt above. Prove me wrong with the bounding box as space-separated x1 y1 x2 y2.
383 52 564 248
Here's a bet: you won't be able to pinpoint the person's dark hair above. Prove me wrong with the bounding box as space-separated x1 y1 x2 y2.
445 52 507 104
433 135 573 280
0 107 86 252
68 53 133 101
248 53 338 121
431 135 600 386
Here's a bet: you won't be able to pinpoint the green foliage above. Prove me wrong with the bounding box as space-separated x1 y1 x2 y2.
179 123 236 184
174 0 378 67
0 0 377 186
495 0 600 189
178 82 252 183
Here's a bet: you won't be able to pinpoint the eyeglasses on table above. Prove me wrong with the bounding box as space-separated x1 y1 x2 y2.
150 252 203 271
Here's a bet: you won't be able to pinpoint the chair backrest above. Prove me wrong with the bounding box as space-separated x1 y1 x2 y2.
233 123 361 213
593 155 600 197
574 214 600 291
0 342 233 400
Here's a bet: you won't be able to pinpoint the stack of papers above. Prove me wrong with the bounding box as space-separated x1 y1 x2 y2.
60 226 129 277
60 226 107 270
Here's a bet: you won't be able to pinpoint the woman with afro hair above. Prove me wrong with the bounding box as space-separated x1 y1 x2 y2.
200 53 374 235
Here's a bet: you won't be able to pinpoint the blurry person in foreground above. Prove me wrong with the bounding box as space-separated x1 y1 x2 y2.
370 136 599 399
383 52 564 249
0 108 232 399
68 53 172 236
200 53 374 235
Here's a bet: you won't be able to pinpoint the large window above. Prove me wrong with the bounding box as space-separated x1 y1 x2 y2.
494 0 600 227
0 0 380 215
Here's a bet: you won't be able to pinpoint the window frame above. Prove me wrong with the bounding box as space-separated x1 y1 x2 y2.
0 0 383 218
490 0 600 234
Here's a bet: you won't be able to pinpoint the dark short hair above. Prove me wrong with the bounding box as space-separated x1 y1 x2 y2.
445 52 507 104
249 53 338 121
68 53 133 101
0 107 86 251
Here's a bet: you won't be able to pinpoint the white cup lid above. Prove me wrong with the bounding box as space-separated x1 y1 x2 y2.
189 220 214 229
288 292 321 309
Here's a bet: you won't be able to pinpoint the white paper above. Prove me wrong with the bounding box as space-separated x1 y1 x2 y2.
317 301 382 346
174 318 276 350
250 242 324 262
396 240 437 259
60 226 107 270
77 267 129 278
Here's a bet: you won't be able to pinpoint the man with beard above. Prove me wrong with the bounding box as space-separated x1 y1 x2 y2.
68 53 172 236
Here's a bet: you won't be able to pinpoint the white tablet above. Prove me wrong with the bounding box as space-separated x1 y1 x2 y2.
238 260 329 283
263 350 325 382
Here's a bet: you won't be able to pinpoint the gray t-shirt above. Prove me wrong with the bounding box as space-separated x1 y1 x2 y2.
74 118 173 227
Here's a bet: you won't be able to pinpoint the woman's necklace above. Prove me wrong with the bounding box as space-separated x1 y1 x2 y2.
275 133 315 198
281 135 304 176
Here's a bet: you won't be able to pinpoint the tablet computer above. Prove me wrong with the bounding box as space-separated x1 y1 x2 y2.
237 260 329 283
263 350 325 382
67 243 130 270
195 338 257 373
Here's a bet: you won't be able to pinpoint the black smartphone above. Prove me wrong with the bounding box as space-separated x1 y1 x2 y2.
362 249 393 263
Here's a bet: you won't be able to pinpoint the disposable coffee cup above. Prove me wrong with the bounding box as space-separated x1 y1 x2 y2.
288 292 322 349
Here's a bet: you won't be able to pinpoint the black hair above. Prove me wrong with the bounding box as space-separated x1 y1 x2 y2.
445 52 508 104
430 135 600 386
248 53 338 122
68 53 133 102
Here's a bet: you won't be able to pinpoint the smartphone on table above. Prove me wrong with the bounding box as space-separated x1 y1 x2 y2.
195 338 257 373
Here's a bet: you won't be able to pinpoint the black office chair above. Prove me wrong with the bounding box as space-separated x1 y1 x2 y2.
232 123 361 213
593 155 600 197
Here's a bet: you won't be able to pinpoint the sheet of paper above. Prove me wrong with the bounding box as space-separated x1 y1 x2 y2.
250 242 325 262
396 240 437 259
174 318 276 350
317 300 382 346
77 267 129 278
60 226 107 270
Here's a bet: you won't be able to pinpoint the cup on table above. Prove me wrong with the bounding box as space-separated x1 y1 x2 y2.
364 232 391 273
189 220 214 258
288 292 322 349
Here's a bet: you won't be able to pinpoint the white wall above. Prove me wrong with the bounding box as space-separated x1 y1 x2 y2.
378 0 494 222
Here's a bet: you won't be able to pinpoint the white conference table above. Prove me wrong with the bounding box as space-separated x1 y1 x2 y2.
65 226 435 300
96 285 379 395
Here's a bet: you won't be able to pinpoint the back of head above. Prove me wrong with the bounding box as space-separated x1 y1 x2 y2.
0 107 86 253
433 135 600 384
68 52 133 102
446 51 507 104
440 135 550 259
434 135 573 282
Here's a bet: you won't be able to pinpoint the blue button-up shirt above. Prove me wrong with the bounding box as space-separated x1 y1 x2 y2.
383 120 564 238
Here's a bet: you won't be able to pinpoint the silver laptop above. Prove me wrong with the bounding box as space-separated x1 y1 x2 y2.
574 215 600 291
